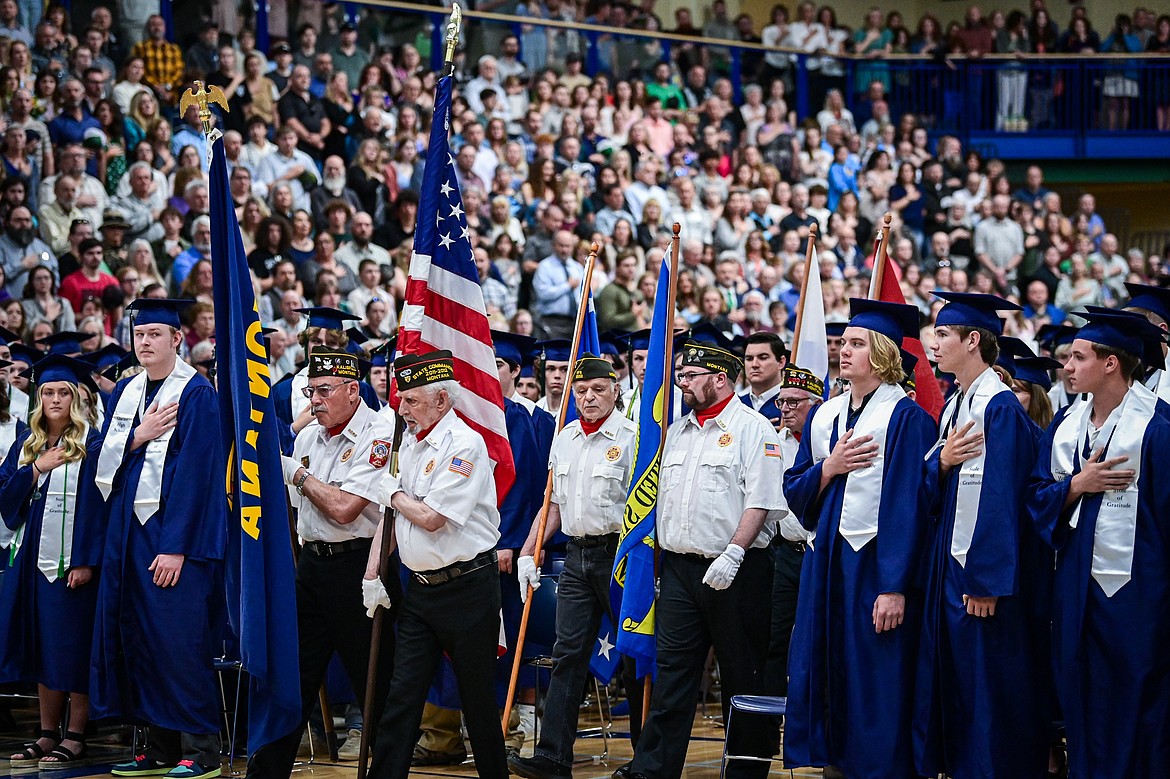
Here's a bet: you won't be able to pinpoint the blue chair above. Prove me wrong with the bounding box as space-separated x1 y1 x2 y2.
719 695 792 779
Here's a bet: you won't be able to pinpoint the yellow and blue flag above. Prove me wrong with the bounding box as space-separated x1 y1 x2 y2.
611 258 674 678
562 286 600 426
209 137 301 751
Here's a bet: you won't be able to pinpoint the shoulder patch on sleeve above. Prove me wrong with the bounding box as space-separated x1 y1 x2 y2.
448 457 474 478
369 439 391 468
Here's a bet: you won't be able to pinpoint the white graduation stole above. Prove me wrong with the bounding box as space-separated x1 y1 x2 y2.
95 360 196 523
1050 382 1154 597
35 427 88 582
1143 368 1170 404
0 418 18 550
930 367 1012 569
290 368 310 419
810 382 905 551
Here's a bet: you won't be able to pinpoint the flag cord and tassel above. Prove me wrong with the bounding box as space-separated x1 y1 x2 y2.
501 243 600 731
356 8 462 777
789 222 819 365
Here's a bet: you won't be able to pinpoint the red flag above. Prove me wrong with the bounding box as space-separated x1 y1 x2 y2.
876 252 945 420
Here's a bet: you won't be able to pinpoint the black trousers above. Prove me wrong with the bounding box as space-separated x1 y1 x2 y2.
630 550 773 779
146 727 220 767
368 562 507 779
246 543 399 779
764 540 805 696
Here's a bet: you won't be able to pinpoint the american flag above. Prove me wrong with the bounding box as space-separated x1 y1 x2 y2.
397 74 516 501
764 442 782 458
448 457 475 478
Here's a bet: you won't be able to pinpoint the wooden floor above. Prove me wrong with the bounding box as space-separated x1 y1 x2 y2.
1 702 822 778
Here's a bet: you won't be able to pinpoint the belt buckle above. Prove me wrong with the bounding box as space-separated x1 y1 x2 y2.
414 572 430 585
320 542 335 558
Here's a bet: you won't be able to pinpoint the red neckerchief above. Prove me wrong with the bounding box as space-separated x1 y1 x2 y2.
694 393 735 427
326 407 360 437
579 411 612 436
415 421 440 441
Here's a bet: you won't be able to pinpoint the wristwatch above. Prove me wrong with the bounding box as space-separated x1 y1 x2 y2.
295 470 311 495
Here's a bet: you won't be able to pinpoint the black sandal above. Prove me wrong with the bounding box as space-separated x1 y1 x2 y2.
8 729 59 768
39 731 88 770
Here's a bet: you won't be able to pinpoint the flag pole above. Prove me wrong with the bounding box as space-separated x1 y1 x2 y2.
502 243 600 731
638 224 681 723
789 222 819 365
356 8 463 777
867 213 894 300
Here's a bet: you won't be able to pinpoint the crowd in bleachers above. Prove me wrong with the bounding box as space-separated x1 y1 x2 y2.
0 0 1165 378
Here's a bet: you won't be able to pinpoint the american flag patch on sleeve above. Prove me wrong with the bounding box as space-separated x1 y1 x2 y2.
764 443 782 458
449 457 475 477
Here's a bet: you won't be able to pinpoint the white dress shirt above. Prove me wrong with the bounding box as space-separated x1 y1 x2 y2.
549 411 637 537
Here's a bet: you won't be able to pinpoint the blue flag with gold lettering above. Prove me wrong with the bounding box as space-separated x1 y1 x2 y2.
611 258 673 679
209 136 301 751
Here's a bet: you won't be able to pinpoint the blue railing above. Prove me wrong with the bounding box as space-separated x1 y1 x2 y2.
246 0 1170 160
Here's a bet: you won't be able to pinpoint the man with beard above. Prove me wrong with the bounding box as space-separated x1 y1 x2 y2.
169 216 212 293
39 144 107 228
310 156 361 231
38 175 87 256
59 237 116 313
0 206 57 298
257 126 320 213
336 213 392 280
48 79 101 178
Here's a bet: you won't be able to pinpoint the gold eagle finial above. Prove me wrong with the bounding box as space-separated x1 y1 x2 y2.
179 80 230 137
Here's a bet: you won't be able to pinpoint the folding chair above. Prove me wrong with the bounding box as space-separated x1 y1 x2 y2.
214 656 246 775
719 695 792 779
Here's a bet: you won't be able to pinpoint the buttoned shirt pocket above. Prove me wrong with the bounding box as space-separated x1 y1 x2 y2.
590 464 626 508
699 449 736 493
662 449 687 491
552 461 571 504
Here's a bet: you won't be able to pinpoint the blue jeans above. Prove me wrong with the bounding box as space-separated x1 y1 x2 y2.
534 537 618 768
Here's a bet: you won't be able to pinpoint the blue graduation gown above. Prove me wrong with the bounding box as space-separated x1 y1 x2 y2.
0 429 106 692
914 393 1048 779
272 372 383 454
1028 403 1170 779
783 398 935 778
90 376 228 735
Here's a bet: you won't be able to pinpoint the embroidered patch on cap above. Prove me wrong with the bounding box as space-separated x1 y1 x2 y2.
369 440 391 468
449 457 474 478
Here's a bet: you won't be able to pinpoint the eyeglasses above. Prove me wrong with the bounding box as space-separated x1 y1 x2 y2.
301 380 354 399
777 397 811 409
674 370 715 386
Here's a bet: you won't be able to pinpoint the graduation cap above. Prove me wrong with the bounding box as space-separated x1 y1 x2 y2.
1076 308 1167 371
81 343 128 372
846 299 921 344
345 327 377 357
369 336 397 368
296 306 362 332
1013 356 1062 390
101 352 138 382
599 330 626 358
492 330 538 367
900 349 919 390
825 322 847 338
689 322 738 351
127 298 196 329
7 342 37 368
1123 282 1170 323
996 336 1038 379
537 339 573 363
36 331 99 355
1036 324 1079 352
617 328 652 353
0 325 18 346
0 358 9 370
20 354 96 387
933 291 1022 337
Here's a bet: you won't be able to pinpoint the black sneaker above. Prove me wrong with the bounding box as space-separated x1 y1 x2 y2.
612 761 633 779
508 753 571 779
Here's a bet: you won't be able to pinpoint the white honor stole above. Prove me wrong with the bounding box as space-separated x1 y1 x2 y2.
35 425 88 582
1050 382 1154 597
95 359 196 523
1143 368 1170 404
810 382 905 552
933 367 1013 569
290 368 310 419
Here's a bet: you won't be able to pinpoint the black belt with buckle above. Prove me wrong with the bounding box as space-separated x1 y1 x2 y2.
413 550 498 586
780 538 807 553
571 533 619 549
303 537 373 558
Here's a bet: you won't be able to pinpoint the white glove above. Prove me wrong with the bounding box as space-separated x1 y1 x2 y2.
282 456 303 486
377 473 402 506
362 577 392 618
702 544 745 590
517 555 541 603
